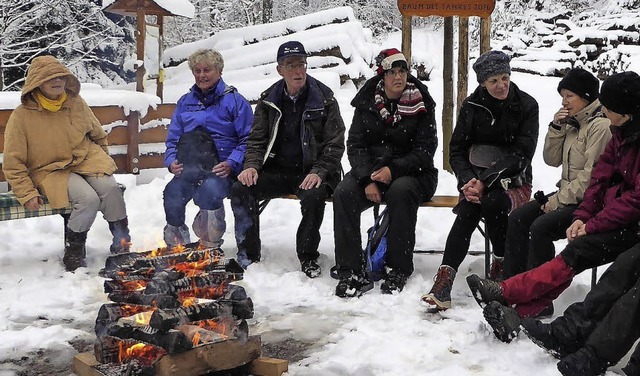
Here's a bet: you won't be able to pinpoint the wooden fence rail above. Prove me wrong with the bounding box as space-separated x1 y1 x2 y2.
0 103 176 182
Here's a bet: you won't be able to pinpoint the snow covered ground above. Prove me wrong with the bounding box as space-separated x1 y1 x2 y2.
0 9 633 376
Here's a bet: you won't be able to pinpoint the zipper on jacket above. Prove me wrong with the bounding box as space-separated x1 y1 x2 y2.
262 100 283 165
468 101 495 126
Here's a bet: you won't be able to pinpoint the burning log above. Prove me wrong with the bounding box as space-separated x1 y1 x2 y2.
94 335 167 365
104 279 148 294
102 242 204 271
178 318 249 344
149 301 233 332
107 291 181 309
96 303 154 336
105 323 193 354
176 282 247 302
144 271 243 295
100 258 244 281
132 249 221 271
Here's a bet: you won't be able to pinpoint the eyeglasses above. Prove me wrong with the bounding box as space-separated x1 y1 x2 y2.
281 62 307 71
385 69 408 77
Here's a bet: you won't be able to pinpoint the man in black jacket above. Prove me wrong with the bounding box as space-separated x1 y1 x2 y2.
230 41 345 278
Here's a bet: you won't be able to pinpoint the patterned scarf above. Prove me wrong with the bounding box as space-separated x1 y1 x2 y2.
34 90 67 112
374 80 427 126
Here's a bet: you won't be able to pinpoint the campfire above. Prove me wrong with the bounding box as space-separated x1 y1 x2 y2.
84 242 259 375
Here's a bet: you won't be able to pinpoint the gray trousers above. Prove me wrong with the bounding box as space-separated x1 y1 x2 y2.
67 173 126 232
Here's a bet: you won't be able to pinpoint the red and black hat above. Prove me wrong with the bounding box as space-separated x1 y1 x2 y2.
375 48 408 76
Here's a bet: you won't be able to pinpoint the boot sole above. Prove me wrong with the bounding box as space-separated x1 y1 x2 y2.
466 274 505 308
483 301 521 343
420 293 451 310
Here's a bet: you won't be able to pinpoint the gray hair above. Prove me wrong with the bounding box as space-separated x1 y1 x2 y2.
188 49 224 73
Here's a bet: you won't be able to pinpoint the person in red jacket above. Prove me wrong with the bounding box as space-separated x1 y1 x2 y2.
465 71 640 345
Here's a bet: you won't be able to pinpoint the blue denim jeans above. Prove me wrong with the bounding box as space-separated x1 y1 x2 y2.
163 173 232 226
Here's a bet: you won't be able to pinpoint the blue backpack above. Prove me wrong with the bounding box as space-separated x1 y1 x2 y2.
364 205 389 281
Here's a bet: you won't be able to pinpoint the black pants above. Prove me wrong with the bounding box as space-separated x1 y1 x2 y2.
229 169 329 263
503 201 576 279
333 173 433 276
441 189 512 270
551 242 640 363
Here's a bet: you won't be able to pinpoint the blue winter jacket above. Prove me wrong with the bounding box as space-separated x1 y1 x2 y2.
164 78 253 176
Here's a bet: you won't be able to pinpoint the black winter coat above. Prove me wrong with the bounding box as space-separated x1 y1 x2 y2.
450 82 539 191
347 74 438 195
243 76 345 190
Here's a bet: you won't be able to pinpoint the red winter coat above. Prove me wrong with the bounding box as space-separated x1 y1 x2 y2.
573 117 640 234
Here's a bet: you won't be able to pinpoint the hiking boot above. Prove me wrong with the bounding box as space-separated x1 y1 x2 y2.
301 259 321 278
421 265 456 310
63 229 88 272
164 224 191 249
483 301 521 343
380 269 409 294
557 347 608 376
489 255 504 282
335 271 374 298
466 274 506 308
108 217 131 254
521 317 574 359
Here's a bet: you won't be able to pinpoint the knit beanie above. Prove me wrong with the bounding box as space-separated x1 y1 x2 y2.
473 50 511 83
557 68 599 103
375 48 408 76
599 71 640 115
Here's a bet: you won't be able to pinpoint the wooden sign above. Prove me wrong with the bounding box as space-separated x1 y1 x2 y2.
397 0 495 18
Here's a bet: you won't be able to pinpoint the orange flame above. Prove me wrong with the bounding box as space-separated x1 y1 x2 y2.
117 341 164 364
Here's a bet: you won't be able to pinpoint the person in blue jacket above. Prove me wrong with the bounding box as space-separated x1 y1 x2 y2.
163 49 253 250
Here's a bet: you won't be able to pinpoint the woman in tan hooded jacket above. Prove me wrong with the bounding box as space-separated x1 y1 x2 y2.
3 55 131 271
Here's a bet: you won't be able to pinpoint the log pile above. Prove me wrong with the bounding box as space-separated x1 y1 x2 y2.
83 242 259 375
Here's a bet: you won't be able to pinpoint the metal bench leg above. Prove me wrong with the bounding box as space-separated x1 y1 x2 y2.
61 213 70 247
484 222 491 278
591 267 597 289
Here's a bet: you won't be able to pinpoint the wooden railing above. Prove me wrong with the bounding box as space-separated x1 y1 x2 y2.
0 103 176 181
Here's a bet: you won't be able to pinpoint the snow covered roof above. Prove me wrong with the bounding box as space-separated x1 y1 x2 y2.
102 0 194 19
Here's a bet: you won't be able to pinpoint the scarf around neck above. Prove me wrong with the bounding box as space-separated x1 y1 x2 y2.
374 80 426 126
34 90 68 112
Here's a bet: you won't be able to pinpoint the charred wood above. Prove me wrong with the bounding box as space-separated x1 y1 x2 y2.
94 335 166 365
93 360 155 376
144 271 243 295
96 303 154 336
107 291 181 309
149 301 236 332
105 323 193 354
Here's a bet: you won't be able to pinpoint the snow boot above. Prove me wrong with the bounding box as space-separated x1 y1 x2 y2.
521 317 576 359
108 217 131 254
421 265 456 310
193 207 225 250
381 268 409 294
63 229 88 272
301 259 321 278
489 255 504 282
557 347 608 376
466 273 506 308
335 270 374 298
483 301 521 343
163 223 191 249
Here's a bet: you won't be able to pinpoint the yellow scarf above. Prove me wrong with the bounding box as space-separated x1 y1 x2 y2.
34 90 68 112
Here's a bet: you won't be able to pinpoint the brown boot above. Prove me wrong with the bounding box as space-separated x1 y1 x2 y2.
421 265 456 310
63 229 88 272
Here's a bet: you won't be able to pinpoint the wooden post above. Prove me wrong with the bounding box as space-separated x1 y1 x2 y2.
401 15 412 67
126 111 140 174
457 17 469 115
156 15 164 101
442 16 454 173
135 9 146 93
480 16 491 54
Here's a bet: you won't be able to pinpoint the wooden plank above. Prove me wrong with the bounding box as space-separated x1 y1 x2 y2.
72 352 102 376
141 103 176 123
248 357 288 376
91 106 128 125
154 335 261 376
139 126 169 144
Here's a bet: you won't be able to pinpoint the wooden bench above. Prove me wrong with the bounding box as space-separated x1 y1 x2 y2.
258 194 494 278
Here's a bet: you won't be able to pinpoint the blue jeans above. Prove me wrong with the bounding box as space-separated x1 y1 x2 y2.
163 173 232 226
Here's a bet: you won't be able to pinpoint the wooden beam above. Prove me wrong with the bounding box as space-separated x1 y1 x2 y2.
457 17 469 116
135 7 146 93
249 357 289 376
126 111 140 174
401 15 412 67
157 15 164 101
442 17 454 173
480 16 491 54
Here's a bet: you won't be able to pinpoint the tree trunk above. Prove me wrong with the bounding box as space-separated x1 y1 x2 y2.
262 0 272 24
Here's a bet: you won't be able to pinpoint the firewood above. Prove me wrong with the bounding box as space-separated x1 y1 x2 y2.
149 300 236 332
105 323 193 354
107 291 181 309
94 335 166 365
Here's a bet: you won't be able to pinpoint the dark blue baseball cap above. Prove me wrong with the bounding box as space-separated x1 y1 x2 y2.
277 41 307 62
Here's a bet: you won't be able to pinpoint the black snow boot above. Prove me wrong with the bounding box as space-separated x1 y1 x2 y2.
483 300 521 343
466 274 506 308
380 268 409 294
521 317 577 359
335 270 374 298
108 217 131 254
63 229 88 272
557 347 608 376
